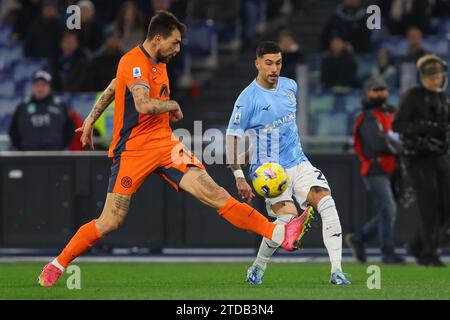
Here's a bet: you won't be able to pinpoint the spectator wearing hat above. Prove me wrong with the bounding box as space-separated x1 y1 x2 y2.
9 70 75 151
347 77 405 264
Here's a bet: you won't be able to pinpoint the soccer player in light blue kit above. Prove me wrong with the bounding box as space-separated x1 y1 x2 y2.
226 41 350 285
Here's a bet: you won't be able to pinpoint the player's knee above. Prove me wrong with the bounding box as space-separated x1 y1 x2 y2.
307 187 330 207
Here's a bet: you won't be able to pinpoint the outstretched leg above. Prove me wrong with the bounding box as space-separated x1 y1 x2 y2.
179 167 310 251
179 167 280 241
38 193 131 286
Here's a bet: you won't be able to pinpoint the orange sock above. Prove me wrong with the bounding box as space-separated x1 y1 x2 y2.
218 197 275 239
56 220 103 268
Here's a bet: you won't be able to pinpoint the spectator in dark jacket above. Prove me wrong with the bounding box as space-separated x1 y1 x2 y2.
321 36 358 90
86 27 123 91
9 70 75 151
76 0 103 53
347 77 405 264
9 0 42 42
53 31 89 92
392 54 450 267
24 0 64 60
278 29 305 80
379 0 433 35
400 26 428 64
320 0 372 53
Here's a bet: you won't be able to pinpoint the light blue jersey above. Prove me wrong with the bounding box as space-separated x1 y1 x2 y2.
226 77 307 177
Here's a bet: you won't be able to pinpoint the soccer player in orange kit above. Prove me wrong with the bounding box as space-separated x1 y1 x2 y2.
38 11 312 286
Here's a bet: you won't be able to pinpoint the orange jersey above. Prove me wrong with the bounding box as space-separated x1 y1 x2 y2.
109 45 173 158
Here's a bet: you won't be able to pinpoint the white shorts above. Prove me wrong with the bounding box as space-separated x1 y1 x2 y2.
265 161 331 217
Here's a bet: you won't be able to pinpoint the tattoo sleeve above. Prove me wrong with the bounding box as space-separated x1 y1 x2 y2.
88 78 116 123
196 172 220 190
112 193 131 218
131 84 179 115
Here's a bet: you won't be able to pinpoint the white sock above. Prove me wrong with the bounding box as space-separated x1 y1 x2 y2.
255 215 293 270
317 195 343 274
52 258 65 272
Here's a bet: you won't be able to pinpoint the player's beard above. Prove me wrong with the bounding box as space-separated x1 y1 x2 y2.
156 50 175 64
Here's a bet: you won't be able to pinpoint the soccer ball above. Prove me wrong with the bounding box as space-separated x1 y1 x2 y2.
252 162 288 198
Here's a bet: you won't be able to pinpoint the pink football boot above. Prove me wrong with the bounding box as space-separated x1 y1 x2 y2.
38 262 63 287
281 206 314 251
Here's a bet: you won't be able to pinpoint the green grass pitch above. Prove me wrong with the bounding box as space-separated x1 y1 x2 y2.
0 262 449 300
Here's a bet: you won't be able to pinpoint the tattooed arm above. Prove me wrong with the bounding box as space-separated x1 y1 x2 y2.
75 78 116 150
87 78 116 123
130 84 183 121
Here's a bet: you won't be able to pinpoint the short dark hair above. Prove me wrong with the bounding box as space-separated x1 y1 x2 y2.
256 41 282 58
147 11 186 40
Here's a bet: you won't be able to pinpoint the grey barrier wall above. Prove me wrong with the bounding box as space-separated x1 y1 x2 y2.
0 152 421 250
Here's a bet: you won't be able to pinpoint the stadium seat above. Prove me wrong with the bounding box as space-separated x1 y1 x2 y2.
308 92 334 113
315 112 349 136
435 17 450 35
308 54 323 72
356 55 377 83
378 36 408 57
69 93 98 120
184 22 218 69
185 22 217 57
15 78 32 96
341 90 364 113
387 91 400 107
0 23 12 44
54 92 72 105
0 43 24 66
12 59 47 82
0 78 15 96
422 36 450 56
0 95 21 134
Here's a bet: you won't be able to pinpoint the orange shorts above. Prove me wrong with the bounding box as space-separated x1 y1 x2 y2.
108 140 204 195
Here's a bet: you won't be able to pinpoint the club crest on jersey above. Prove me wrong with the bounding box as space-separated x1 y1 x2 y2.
133 67 141 78
233 112 241 125
286 91 296 103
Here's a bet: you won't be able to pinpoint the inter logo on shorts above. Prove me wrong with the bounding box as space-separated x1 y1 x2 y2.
121 176 133 188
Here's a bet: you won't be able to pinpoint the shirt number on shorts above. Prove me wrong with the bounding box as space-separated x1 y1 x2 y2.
314 170 327 182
